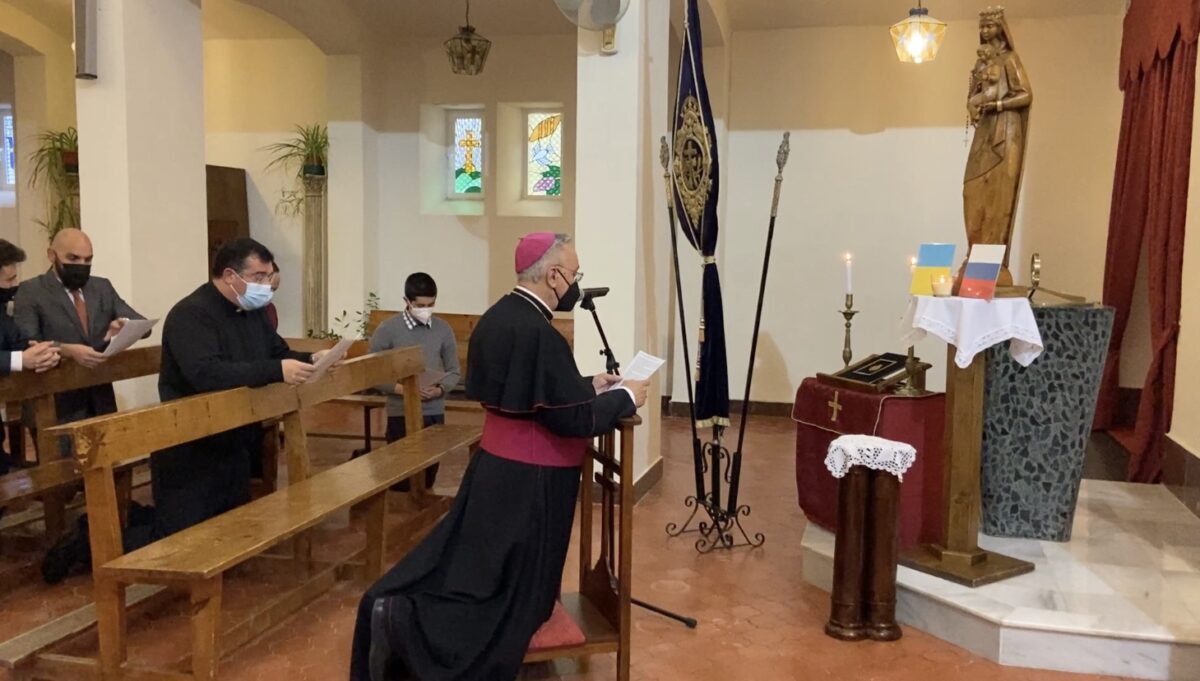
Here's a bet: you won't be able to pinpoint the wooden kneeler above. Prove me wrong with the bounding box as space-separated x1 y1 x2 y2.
524 416 639 681
0 346 161 547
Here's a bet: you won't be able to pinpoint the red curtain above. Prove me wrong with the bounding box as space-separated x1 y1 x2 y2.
1095 0 1199 482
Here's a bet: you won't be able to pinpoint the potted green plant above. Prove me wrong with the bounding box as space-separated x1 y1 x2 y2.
306 292 380 340
27 127 82 238
265 123 328 177
264 124 329 215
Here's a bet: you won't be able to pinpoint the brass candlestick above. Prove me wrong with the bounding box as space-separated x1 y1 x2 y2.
840 294 858 367
894 345 927 396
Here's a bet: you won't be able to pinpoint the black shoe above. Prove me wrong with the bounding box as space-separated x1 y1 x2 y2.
368 598 395 681
41 515 91 584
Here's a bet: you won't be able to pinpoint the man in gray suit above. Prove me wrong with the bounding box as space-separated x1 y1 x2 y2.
13 228 147 452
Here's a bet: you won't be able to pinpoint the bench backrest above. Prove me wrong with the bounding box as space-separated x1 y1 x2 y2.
45 347 428 570
0 346 162 459
367 310 574 387
0 346 162 403
284 337 370 359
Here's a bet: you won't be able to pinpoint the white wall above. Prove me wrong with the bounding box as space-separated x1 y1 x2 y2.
699 14 1124 405
203 34 577 328
1169 62 1200 459
373 35 577 315
203 38 328 338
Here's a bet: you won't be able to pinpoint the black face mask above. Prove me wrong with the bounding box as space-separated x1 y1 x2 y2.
554 281 581 313
0 285 17 306
56 262 91 290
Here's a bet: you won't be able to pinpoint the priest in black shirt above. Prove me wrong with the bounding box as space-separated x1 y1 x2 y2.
151 238 327 536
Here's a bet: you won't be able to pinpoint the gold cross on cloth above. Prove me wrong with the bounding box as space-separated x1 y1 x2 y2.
827 391 843 422
459 131 481 174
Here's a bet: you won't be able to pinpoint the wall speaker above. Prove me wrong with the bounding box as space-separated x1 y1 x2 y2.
74 0 98 80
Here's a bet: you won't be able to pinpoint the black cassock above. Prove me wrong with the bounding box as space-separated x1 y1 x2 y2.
350 288 634 681
125 282 311 550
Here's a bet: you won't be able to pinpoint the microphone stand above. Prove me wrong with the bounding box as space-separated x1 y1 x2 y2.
580 294 698 629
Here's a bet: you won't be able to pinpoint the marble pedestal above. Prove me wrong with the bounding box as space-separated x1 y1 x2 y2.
981 305 1114 541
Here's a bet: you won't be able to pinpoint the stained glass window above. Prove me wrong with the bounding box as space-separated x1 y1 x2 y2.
448 110 484 197
1 112 14 187
525 111 562 198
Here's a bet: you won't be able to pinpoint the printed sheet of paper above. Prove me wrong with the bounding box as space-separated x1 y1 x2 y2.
306 337 354 383
101 318 159 357
607 351 666 390
420 370 449 389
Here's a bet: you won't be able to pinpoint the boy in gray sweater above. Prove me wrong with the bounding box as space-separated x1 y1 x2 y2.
369 273 460 491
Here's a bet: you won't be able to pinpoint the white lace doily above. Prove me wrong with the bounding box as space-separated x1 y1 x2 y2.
900 295 1043 368
824 434 917 481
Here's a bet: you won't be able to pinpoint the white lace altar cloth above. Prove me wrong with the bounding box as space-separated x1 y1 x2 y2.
901 295 1043 369
824 434 917 481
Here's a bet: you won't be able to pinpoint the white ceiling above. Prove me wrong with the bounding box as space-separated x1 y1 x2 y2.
1 0 1129 55
725 0 1127 31
0 0 306 41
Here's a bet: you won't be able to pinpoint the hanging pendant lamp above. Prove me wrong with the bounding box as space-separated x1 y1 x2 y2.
890 1 947 64
445 0 491 76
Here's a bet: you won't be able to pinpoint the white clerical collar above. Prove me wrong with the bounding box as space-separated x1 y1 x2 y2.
514 286 553 317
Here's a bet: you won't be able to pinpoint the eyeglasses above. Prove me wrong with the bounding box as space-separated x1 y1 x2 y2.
239 270 274 285
557 266 584 284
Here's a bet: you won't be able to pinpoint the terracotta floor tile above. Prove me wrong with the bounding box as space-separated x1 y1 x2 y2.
0 414 1136 680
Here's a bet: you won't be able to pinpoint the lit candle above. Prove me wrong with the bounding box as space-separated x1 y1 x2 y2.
844 253 853 295
932 274 953 297
909 256 917 275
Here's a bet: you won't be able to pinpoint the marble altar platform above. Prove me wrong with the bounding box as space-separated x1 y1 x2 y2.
801 480 1200 679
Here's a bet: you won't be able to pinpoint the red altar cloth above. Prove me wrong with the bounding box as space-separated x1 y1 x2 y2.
793 377 946 550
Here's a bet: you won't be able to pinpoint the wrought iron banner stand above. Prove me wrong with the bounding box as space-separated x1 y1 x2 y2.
661 133 790 554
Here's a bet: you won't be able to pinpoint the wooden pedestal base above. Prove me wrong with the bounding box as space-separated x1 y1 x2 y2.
901 543 1034 588
912 343 1035 589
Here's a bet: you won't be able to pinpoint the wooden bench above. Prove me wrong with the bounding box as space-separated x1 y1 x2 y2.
313 309 570 449
523 417 639 680
25 348 480 681
366 309 575 391
0 346 161 550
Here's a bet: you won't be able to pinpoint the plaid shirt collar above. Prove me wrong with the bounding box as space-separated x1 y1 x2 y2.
402 309 432 330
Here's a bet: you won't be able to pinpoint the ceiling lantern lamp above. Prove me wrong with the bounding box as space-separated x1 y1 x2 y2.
445 0 491 76
890 1 947 64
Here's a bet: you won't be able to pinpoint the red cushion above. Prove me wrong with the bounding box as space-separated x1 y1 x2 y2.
527 600 586 651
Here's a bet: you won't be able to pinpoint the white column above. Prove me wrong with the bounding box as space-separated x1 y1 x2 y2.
74 0 207 405
326 55 375 336
575 0 670 483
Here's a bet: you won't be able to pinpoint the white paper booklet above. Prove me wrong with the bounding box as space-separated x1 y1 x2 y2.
306 337 354 383
102 318 159 357
606 351 666 390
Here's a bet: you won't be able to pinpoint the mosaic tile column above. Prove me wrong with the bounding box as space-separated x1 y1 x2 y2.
981 305 1114 541
302 174 327 336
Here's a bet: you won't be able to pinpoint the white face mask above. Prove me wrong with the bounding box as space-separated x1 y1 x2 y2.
410 307 434 324
232 275 274 311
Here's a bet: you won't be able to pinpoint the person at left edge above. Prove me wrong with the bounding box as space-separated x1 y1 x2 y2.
0 239 60 474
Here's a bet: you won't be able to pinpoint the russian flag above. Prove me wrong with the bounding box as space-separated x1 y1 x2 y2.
959 244 1007 300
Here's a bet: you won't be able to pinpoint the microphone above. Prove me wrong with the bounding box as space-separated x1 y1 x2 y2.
581 287 610 302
